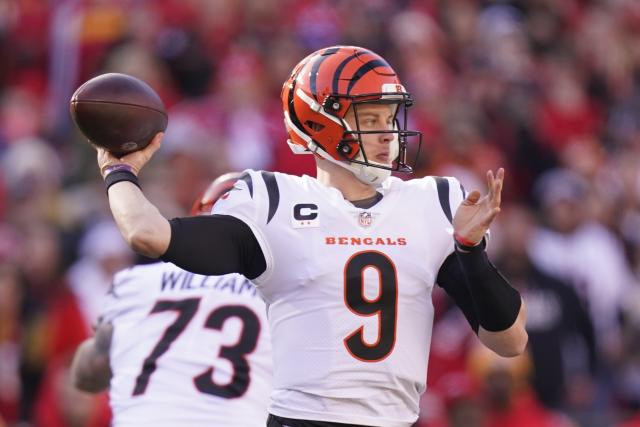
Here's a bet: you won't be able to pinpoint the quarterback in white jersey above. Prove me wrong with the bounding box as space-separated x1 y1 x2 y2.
210 170 470 425
94 46 527 426
71 176 272 427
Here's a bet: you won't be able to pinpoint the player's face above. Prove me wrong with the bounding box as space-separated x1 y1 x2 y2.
344 103 397 167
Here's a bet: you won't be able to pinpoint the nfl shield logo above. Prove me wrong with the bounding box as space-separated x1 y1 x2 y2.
358 212 373 227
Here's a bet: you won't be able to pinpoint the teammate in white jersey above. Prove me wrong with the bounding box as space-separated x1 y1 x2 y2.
70 174 272 427
94 46 527 426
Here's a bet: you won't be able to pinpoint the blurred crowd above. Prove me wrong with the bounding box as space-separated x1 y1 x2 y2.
2 0 640 426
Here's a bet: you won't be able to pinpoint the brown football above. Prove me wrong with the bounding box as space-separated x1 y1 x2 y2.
70 73 168 156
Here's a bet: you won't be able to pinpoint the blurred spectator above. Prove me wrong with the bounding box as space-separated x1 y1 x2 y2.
614 147 640 279
0 264 22 423
152 112 228 213
156 27 214 98
496 204 596 412
0 89 44 150
615 285 640 424
215 47 277 171
535 58 603 154
67 220 134 326
17 222 66 420
1 137 63 227
530 168 635 358
467 344 575 427
529 168 638 425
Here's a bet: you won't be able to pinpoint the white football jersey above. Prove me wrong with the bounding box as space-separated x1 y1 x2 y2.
100 262 272 427
212 170 465 427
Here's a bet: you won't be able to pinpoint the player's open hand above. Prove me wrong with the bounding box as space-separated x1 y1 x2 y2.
97 132 163 178
452 168 504 246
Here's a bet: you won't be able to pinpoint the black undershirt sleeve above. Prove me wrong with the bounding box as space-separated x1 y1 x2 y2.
437 243 522 333
160 215 267 280
437 253 480 333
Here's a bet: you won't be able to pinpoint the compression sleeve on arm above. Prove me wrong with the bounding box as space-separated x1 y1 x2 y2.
437 253 480 333
161 214 266 280
457 243 521 332
437 244 521 333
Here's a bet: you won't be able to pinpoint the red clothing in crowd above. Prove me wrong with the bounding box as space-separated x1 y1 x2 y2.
33 286 111 427
486 391 570 427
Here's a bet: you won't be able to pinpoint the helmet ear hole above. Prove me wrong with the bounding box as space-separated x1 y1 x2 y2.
323 97 342 114
305 121 325 132
338 142 352 155
337 140 359 160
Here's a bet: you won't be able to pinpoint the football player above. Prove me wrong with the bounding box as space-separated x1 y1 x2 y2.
95 46 527 427
70 173 272 427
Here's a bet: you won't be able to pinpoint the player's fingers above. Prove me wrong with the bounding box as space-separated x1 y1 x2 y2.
486 170 495 199
133 133 163 157
94 144 110 158
96 145 115 164
97 153 124 177
150 132 164 146
117 132 164 175
464 190 481 205
146 132 163 154
492 168 504 207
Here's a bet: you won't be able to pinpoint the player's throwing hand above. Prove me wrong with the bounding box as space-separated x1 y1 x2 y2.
97 132 163 178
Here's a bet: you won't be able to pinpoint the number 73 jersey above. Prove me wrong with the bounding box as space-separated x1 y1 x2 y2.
99 264 272 427
212 170 465 427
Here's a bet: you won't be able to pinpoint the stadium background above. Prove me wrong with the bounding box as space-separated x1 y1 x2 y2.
1 0 640 426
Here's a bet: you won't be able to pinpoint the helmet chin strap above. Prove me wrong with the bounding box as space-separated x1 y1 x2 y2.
312 139 396 185
349 151 392 185
345 133 400 185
